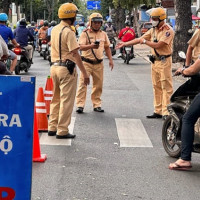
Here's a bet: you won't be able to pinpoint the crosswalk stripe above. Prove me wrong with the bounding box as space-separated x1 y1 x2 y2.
115 118 153 147
39 117 76 146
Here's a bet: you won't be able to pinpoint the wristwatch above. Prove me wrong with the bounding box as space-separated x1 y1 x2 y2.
143 39 146 44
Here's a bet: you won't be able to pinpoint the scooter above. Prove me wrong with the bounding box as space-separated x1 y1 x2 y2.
40 39 48 60
47 43 51 64
109 37 116 56
121 46 134 64
162 51 200 158
13 46 31 74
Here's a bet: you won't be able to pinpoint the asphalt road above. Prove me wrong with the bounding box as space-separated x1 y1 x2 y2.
29 51 200 200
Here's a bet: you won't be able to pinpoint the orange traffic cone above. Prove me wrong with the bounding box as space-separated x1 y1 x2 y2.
44 76 53 116
35 87 48 132
33 110 47 162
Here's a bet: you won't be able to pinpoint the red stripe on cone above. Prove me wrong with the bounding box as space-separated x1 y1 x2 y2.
33 110 47 162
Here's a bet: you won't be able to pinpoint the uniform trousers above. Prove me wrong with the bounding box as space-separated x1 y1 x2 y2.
151 57 173 115
76 61 104 108
48 66 77 136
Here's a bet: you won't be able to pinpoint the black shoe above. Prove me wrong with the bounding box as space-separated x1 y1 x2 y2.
30 59 33 64
48 131 56 136
146 112 162 119
76 107 84 113
56 133 76 139
94 107 104 112
162 115 168 120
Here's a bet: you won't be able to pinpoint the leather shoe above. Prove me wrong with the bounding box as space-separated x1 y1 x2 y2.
76 107 84 113
94 107 104 112
146 112 162 119
162 115 168 120
48 131 56 136
56 133 76 139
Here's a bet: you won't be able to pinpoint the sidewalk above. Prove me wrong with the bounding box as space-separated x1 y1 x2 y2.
134 44 182 72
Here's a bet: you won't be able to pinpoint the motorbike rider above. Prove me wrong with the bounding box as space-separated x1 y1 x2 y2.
116 7 174 120
76 12 114 113
185 27 200 66
168 59 200 170
14 18 34 64
48 3 89 139
104 18 117 39
47 20 57 42
38 20 49 52
117 20 135 58
77 22 86 37
0 13 19 73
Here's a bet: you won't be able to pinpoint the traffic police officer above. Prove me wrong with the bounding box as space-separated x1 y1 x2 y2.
185 28 200 66
48 3 90 139
116 7 174 120
76 13 114 113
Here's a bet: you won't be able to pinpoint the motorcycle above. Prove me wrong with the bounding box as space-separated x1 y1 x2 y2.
109 37 116 56
47 43 51 64
162 51 200 158
40 39 48 60
13 46 31 74
121 45 134 64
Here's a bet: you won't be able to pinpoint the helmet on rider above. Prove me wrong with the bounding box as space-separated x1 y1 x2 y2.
79 21 85 26
31 21 35 26
50 20 57 27
19 18 27 26
89 13 103 31
107 18 112 23
43 20 49 27
150 7 166 27
58 3 78 23
0 13 8 22
125 20 131 26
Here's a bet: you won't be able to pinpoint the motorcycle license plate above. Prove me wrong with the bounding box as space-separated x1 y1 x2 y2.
125 47 132 51
42 44 47 50
109 44 113 48
17 55 21 60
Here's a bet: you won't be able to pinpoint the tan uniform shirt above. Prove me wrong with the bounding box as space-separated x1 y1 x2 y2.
78 29 110 60
142 23 174 56
188 28 200 61
51 21 79 63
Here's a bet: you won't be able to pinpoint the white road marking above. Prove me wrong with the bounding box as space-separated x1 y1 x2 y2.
115 118 153 147
40 117 75 146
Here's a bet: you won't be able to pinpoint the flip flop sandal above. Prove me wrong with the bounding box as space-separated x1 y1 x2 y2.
168 162 192 171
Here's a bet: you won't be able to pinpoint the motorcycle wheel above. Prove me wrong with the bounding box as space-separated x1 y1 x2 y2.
43 51 47 60
162 115 181 158
15 65 20 75
126 54 130 64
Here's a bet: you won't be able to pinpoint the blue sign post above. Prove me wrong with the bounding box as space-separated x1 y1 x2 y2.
87 1 101 10
0 76 35 200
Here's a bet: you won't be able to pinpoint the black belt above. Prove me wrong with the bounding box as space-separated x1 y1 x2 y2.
154 54 171 61
81 56 103 64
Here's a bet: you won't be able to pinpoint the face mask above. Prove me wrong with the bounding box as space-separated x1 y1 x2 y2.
152 20 159 27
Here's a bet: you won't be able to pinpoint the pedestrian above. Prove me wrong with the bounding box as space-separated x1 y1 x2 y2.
168 58 200 170
14 18 34 64
48 3 90 139
76 13 114 114
0 13 19 74
116 7 174 120
185 27 200 66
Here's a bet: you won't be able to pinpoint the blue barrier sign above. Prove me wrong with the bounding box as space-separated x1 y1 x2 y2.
87 1 101 10
0 75 35 200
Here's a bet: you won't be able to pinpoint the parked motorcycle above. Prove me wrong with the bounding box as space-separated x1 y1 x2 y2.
13 46 31 74
162 51 200 158
109 37 116 56
121 46 134 64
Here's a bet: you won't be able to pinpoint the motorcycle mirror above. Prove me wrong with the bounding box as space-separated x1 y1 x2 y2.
178 51 186 59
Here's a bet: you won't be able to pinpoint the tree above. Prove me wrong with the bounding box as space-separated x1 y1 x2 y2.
0 0 12 15
173 0 192 62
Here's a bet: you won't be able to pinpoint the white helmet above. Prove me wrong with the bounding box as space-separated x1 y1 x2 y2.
107 18 112 23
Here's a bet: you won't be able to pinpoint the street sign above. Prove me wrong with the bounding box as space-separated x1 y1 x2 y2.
0 75 35 200
87 1 101 10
